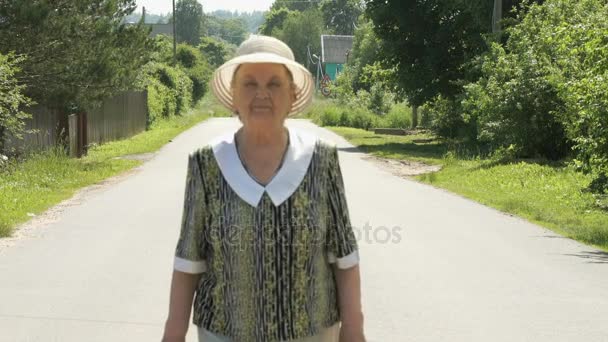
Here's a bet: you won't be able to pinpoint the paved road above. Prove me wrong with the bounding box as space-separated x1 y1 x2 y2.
1 118 607 342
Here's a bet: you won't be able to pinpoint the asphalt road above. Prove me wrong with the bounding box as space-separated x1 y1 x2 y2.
1 118 607 342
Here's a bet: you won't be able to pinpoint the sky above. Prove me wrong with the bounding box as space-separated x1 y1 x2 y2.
136 0 275 14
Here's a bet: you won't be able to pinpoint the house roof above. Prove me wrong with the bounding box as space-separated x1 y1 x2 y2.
321 35 354 64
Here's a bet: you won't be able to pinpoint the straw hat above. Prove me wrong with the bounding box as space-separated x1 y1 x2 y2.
211 35 315 117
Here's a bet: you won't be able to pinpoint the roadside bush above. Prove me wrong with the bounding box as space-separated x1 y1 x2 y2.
136 62 192 124
425 96 470 140
461 0 607 190
318 105 341 126
146 78 176 124
0 53 32 155
176 44 212 104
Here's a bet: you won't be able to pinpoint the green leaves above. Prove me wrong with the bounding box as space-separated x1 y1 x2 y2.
462 0 608 192
0 53 32 154
175 0 204 46
0 0 151 109
366 0 494 106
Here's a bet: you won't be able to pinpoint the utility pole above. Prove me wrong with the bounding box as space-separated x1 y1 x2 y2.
173 0 177 65
492 0 503 33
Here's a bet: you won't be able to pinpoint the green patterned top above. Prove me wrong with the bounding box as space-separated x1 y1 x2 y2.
173 127 359 342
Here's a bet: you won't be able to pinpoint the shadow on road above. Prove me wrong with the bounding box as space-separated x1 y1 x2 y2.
564 250 608 264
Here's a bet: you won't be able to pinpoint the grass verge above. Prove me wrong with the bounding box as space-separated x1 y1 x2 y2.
0 94 229 238
328 126 608 252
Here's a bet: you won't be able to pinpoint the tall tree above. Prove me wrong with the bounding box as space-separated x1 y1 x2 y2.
273 8 323 70
259 7 295 35
366 0 493 106
203 15 247 46
320 0 364 35
271 0 318 12
175 0 204 45
198 36 231 67
0 0 150 109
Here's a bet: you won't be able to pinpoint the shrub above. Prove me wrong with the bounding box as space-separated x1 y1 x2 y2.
461 0 607 190
176 44 212 104
0 53 32 155
198 36 231 67
348 107 375 130
385 102 412 129
318 105 341 126
425 95 470 139
136 62 193 124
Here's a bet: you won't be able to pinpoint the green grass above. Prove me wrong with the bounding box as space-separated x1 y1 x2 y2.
0 94 230 238
328 126 608 252
330 126 446 165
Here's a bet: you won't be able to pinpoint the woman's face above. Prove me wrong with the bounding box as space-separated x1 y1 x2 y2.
231 63 295 128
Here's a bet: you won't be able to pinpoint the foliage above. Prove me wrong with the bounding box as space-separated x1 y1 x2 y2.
259 7 295 35
175 0 204 45
384 103 412 129
136 62 193 125
0 0 150 109
198 36 232 67
424 95 470 140
208 10 266 33
306 99 411 130
272 8 323 68
0 53 32 154
462 42 569 159
149 35 175 64
203 15 248 46
176 44 212 104
366 0 493 106
319 0 364 35
271 0 318 12
526 0 608 191
335 20 397 100
462 0 608 192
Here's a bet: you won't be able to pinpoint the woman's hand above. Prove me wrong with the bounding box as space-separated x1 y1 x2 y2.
339 322 366 342
161 337 185 342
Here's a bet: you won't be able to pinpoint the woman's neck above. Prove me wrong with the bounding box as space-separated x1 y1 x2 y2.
237 125 288 149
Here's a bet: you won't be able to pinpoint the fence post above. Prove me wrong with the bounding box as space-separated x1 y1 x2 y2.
79 112 88 156
68 114 78 158
68 113 87 158
144 89 150 130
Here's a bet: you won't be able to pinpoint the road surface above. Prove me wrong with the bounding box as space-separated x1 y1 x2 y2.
1 118 607 342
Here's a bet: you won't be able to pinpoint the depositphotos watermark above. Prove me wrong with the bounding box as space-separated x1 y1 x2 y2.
351 221 403 244
199 221 403 248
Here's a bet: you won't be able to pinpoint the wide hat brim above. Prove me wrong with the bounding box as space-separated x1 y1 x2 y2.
211 52 315 117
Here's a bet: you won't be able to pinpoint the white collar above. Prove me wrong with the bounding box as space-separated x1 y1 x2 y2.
211 126 317 207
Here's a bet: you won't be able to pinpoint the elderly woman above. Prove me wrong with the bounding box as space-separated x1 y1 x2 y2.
162 35 365 342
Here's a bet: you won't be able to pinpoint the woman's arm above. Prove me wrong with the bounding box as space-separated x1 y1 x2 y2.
162 270 202 342
334 264 366 342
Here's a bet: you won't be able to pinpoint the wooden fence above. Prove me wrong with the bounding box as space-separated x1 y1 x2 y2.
87 91 148 146
2 106 68 154
2 91 148 155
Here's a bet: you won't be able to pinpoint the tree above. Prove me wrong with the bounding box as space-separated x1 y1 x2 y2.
259 7 295 35
198 36 231 67
366 0 496 106
272 9 323 69
203 15 248 46
271 0 318 12
175 0 204 45
319 0 364 35
0 0 151 109
0 53 31 154
209 10 265 33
